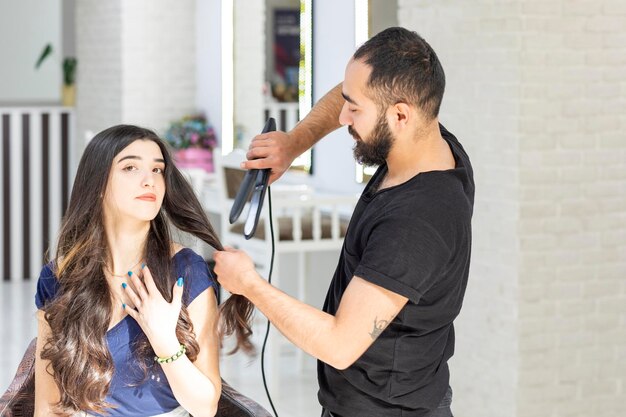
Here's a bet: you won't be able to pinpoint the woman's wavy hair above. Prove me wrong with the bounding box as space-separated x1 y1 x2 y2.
40 125 254 416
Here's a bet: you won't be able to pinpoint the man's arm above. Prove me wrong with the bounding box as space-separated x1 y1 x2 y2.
242 83 344 184
214 248 408 369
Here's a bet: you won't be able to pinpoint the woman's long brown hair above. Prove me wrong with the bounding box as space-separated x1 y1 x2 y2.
40 125 254 415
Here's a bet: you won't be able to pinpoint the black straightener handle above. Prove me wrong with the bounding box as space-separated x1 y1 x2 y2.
228 118 276 239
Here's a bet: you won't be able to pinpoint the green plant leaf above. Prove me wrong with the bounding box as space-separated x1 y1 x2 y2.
63 57 77 85
35 43 53 69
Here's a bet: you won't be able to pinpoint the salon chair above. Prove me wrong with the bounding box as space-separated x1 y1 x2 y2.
0 338 272 417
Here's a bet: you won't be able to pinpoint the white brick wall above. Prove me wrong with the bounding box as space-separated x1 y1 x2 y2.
518 1 626 416
234 0 265 147
121 0 196 133
399 0 626 416
76 0 123 142
400 1 521 416
76 0 196 144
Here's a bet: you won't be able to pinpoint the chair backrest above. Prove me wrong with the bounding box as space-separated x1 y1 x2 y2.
213 148 264 246
215 148 285 285
0 338 272 417
214 148 358 248
0 339 35 416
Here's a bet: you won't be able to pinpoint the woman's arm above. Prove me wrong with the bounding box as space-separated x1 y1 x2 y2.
158 289 222 417
34 310 61 417
123 267 221 417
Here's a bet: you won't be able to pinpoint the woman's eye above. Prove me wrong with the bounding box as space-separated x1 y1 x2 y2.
153 167 164 174
123 165 137 172
349 108 358 113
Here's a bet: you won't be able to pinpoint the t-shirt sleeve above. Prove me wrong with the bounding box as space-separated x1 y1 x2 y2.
35 263 59 309
353 214 451 304
180 258 218 306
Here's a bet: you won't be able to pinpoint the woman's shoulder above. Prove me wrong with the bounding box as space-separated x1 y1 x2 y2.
36 261 60 309
38 261 57 281
171 242 186 257
171 243 205 265
170 244 217 305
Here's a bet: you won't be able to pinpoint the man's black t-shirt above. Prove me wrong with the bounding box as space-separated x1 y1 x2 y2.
318 124 475 417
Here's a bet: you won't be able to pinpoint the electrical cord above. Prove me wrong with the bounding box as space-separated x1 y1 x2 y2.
260 185 279 416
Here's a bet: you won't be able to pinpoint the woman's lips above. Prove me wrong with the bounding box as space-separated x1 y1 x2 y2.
137 194 156 202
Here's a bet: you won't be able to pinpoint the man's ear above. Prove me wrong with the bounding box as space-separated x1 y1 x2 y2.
389 102 412 129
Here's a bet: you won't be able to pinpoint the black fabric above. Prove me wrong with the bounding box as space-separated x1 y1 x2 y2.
317 124 474 417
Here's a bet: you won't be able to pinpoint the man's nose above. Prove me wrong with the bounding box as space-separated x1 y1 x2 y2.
338 102 351 126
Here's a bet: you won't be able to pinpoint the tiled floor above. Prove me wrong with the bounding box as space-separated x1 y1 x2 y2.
1 280 321 417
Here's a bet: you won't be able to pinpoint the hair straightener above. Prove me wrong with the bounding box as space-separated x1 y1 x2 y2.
228 118 276 239
228 117 280 415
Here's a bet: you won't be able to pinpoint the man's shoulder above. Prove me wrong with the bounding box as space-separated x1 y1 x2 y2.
386 176 468 213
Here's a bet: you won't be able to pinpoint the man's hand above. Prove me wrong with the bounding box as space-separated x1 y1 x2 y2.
241 83 345 184
241 130 302 184
213 247 260 296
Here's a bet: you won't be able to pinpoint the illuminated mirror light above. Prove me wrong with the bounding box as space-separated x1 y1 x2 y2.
221 0 234 154
293 0 312 171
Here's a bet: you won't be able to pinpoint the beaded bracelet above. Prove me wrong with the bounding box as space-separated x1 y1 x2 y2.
154 344 187 364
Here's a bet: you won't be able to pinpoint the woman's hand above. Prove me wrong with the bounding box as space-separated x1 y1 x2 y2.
122 265 183 357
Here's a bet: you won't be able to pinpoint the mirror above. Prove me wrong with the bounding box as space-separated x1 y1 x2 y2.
233 0 312 173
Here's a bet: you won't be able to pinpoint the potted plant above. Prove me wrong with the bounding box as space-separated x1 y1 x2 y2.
61 57 77 106
164 114 218 172
35 43 78 106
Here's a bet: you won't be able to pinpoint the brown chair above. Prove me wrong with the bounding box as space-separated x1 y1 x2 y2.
0 338 272 417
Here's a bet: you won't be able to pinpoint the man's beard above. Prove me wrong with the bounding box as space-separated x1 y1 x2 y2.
349 114 394 167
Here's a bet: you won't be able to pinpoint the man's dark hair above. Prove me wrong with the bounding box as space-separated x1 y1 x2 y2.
353 27 445 120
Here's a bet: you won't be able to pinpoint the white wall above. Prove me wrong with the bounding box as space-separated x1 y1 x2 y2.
62 0 76 57
121 0 196 132
398 3 521 415
516 2 626 416
310 0 364 195
0 0 61 103
400 1 626 416
76 0 196 144
369 0 398 37
234 0 265 145
196 0 223 143
75 0 123 140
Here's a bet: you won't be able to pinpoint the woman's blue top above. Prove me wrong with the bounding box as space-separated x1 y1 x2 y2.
35 248 217 417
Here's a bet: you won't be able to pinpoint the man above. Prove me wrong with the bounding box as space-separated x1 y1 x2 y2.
214 27 474 417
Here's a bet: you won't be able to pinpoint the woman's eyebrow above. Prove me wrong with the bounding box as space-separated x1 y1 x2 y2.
117 155 165 163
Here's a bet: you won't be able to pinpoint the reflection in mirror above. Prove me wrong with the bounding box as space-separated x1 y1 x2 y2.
355 0 398 183
233 0 312 173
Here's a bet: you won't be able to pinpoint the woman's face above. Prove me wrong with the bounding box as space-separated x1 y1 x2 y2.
103 139 166 224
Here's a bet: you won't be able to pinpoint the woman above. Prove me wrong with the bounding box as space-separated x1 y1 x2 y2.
33 125 253 417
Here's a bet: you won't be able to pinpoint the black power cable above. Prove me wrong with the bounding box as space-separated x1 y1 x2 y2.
260 186 278 416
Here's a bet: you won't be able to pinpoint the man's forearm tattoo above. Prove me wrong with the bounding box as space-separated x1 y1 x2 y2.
369 316 392 340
